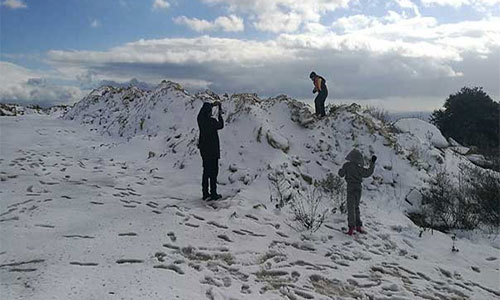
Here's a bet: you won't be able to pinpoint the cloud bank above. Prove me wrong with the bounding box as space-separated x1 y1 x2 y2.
0 62 86 107
174 15 244 32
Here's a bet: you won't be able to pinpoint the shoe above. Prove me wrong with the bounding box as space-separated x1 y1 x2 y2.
202 194 210 200
356 226 366 234
346 227 355 236
210 194 222 201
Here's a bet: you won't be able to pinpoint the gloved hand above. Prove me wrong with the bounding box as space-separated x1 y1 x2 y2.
217 102 223 115
312 88 317 94
371 155 377 163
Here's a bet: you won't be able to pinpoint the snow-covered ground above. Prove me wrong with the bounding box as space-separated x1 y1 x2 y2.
1 82 499 299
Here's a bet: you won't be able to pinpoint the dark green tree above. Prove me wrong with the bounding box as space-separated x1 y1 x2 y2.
431 87 499 151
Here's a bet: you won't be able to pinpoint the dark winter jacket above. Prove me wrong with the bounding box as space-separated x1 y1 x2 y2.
197 102 224 159
338 149 374 188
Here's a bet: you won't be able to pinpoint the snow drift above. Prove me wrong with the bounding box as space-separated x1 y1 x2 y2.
1 81 498 300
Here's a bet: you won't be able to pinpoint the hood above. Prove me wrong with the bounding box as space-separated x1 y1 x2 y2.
346 149 364 165
197 102 212 122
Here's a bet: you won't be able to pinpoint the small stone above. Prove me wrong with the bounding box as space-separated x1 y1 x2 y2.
382 283 399 291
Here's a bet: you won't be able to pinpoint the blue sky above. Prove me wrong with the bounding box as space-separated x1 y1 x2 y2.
1 0 499 110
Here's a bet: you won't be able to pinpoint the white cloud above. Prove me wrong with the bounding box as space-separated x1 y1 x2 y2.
152 0 169 10
91 19 101 28
201 0 354 33
393 0 421 16
1 0 27 9
420 0 500 8
214 15 244 32
48 36 292 66
174 15 244 32
0 61 86 106
332 14 380 32
174 17 213 32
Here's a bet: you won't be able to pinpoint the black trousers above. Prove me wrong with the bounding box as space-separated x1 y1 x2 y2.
202 157 219 196
314 90 328 117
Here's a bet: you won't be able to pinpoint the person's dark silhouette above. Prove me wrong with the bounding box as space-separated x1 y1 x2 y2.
197 102 224 200
309 71 328 117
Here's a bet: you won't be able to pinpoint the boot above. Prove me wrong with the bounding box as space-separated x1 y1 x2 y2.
356 226 366 234
202 193 210 200
209 193 222 201
346 226 355 236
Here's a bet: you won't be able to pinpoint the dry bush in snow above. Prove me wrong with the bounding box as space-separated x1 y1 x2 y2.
290 187 328 233
315 173 346 214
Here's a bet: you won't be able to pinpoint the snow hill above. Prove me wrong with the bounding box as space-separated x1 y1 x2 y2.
0 81 498 300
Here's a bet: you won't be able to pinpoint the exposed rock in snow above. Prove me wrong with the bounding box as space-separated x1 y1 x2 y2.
448 137 470 155
288 97 315 127
0 103 70 117
405 188 423 213
467 154 491 168
0 103 16 116
265 128 290 153
394 118 449 148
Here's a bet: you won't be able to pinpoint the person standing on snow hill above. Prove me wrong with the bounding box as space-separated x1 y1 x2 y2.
309 71 328 117
197 101 224 201
338 149 377 236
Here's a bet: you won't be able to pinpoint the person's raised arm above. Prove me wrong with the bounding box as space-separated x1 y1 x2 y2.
338 163 346 178
214 103 224 130
361 156 377 178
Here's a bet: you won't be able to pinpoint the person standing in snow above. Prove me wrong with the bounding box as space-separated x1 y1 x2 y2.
197 101 224 201
309 71 328 117
338 149 377 235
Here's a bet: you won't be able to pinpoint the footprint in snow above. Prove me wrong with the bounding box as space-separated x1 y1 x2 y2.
207 221 228 229
34 224 55 228
9 268 37 272
154 264 184 275
63 234 95 239
184 223 199 228
116 259 144 264
240 229 265 237
217 234 232 243
191 214 205 221
70 262 99 267
118 232 137 237
167 232 177 242
276 232 289 238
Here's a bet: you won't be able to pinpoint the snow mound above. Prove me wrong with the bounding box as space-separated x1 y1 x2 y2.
394 118 449 148
61 82 477 216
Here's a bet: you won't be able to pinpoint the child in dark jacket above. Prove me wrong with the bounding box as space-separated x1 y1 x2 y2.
338 149 377 235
